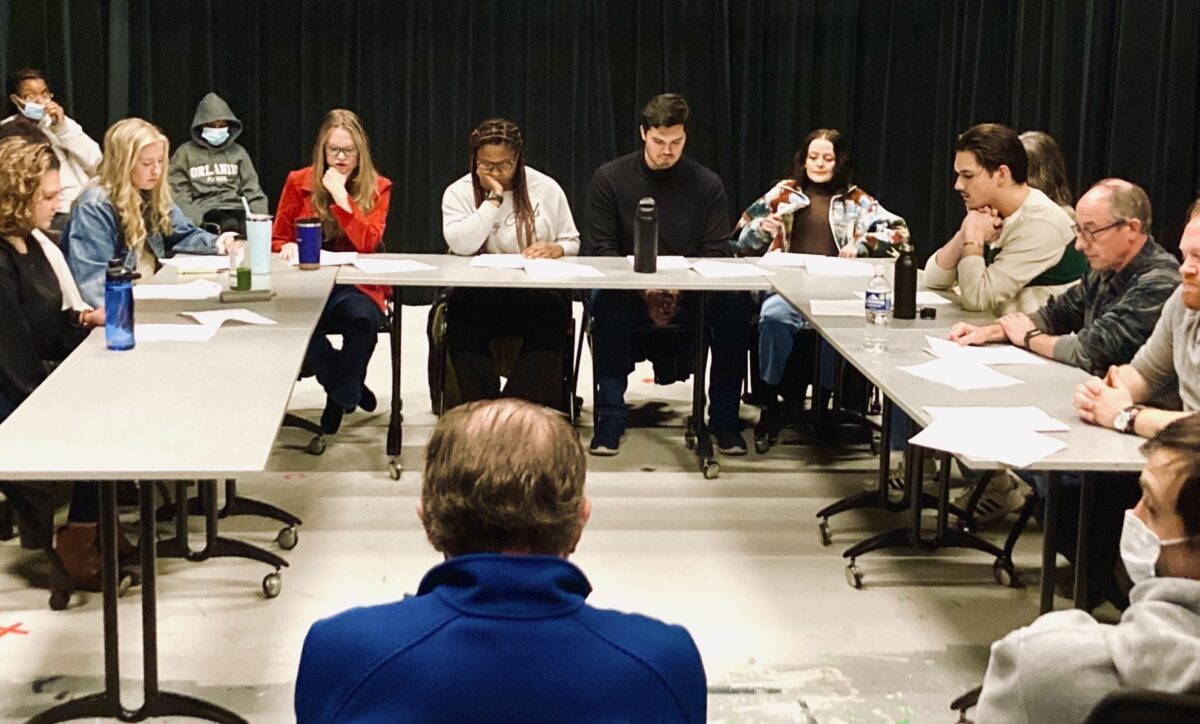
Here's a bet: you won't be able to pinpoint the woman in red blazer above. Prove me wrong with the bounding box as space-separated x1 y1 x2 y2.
272 109 391 434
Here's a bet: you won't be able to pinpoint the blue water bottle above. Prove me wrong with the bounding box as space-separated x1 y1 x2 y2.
105 259 136 351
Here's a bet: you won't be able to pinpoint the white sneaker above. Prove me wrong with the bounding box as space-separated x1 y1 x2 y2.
954 474 1027 525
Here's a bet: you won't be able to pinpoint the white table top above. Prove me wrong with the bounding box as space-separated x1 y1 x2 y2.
0 264 336 479
335 253 775 291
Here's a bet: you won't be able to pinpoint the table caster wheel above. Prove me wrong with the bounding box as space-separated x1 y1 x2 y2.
702 460 720 479
993 559 1020 588
49 590 71 611
387 459 402 480
276 526 299 551
754 436 772 454
262 571 282 598
845 562 864 589
306 436 326 456
685 432 697 450
818 519 833 547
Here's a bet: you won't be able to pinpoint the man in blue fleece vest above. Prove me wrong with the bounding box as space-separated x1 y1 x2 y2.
295 398 707 723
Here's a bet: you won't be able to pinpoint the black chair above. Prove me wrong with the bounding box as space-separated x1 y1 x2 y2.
428 290 581 422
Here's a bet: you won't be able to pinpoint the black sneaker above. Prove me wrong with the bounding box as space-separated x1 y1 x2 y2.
715 431 748 456
589 421 623 456
320 397 345 435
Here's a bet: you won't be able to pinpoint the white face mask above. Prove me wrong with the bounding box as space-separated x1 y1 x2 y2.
1120 509 1192 584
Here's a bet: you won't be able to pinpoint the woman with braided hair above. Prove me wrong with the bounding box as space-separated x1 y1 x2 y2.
440 117 580 407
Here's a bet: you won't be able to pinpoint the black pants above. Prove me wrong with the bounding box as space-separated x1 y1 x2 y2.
307 285 382 410
1054 472 1141 609
445 288 569 408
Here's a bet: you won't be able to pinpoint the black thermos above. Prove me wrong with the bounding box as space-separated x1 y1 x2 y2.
633 197 658 273
893 242 917 320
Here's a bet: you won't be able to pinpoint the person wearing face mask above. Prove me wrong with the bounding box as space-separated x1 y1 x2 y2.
167 92 269 234
63 117 234 308
730 129 910 448
974 413 1200 724
2 68 102 230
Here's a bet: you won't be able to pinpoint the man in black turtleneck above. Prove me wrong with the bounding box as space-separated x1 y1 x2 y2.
584 93 751 456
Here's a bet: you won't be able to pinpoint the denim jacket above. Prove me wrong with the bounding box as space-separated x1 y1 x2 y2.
63 185 220 307
731 180 910 258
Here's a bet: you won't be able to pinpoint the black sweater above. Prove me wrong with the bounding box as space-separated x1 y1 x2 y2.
584 151 730 258
0 236 89 405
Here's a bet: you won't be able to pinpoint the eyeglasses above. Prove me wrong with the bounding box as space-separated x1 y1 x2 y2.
20 92 53 103
1071 219 1127 242
476 157 517 173
325 146 358 159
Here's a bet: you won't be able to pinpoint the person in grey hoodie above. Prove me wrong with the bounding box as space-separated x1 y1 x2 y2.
975 413 1200 723
168 92 268 233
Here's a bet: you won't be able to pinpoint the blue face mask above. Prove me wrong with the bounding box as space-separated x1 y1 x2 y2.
20 101 45 122
201 126 230 146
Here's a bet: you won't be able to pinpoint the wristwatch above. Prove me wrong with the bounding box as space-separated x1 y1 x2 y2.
1113 404 1144 434
484 190 503 204
1023 329 1044 349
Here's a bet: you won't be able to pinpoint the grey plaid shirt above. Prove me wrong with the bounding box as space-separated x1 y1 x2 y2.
1031 237 1180 375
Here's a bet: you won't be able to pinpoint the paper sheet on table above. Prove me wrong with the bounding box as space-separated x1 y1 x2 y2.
288 250 359 266
624 255 691 270
690 260 775 278
923 406 1070 433
896 358 1023 390
925 335 1048 365
851 290 951 305
809 299 867 316
161 255 229 274
754 252 818 268
134 323 220 342
521 259 605 279
909 419 1067 468
469 255 526 269
180 309 277 327
132 279 223 300
801 256 876 276
350 257 437 274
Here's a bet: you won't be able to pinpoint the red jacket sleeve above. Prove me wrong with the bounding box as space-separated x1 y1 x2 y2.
330 177 392 253
272 170 309 252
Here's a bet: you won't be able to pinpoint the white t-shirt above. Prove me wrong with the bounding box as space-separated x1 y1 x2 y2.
441 166 580 256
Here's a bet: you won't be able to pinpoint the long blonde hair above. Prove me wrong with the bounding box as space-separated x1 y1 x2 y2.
309 109 379 241
97 118 172 251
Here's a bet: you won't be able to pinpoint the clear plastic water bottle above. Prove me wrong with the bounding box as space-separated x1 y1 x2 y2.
864 265 891 352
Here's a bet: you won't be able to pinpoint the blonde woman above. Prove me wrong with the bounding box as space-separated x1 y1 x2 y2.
271 109 392 434
63 117 234 307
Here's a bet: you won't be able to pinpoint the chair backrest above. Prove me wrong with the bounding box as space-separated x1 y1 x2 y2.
1084 689 1200 724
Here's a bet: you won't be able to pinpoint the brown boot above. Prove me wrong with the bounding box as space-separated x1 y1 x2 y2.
54 523 103 591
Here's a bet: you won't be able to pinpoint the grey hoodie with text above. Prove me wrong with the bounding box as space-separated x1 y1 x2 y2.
168 92 269 224
976 577 1200 722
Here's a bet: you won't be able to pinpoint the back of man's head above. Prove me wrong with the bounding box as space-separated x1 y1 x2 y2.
1088 178 1152 237
421 399 587 558
956 123 1028 184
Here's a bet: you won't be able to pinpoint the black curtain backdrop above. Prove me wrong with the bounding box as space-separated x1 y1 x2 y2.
5 0 1199 276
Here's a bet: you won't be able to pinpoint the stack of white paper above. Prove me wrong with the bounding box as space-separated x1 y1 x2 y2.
134 324 221 343
288 250 359 266
923 406 1070 432
896 358 1023 390
925 336 1047 365
754 252 813 268
690 260 775 278
802 256 876 276
351 258 437 274
522 259 605 279
469 255 526 269
180 309 277 327
162 255 229 274
909 421 1067 468
851 290 951 306
809 299 867 317
624 255 692 270
133 279 223 300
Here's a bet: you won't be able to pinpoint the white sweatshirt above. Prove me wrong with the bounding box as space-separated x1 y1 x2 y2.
441 166 579 256
2 114 103 213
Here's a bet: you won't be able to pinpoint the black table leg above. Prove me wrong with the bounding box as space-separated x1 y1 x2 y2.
1040 471 1062 614
386 286 404 479
28 483 246 723
689 291 717 478
1073 473 1094 610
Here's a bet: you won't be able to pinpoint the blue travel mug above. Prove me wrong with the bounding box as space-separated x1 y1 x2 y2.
104 259 136 351
296 217 322 270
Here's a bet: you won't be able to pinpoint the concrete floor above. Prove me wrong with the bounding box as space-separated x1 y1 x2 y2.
0 304 1063 723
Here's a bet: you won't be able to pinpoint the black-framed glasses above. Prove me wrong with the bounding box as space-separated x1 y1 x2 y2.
325 146 358 159
476 157 517 173
1071 219 1127 242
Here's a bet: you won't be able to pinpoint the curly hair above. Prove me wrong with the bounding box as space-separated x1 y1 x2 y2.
0 136 59 238
468 118 535 249
421 398 587 557
97 118 173 252
309 109 380 243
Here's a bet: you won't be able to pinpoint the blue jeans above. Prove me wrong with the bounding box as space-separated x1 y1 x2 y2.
590 290 751 435
307 285 382 410
758 293 837 391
